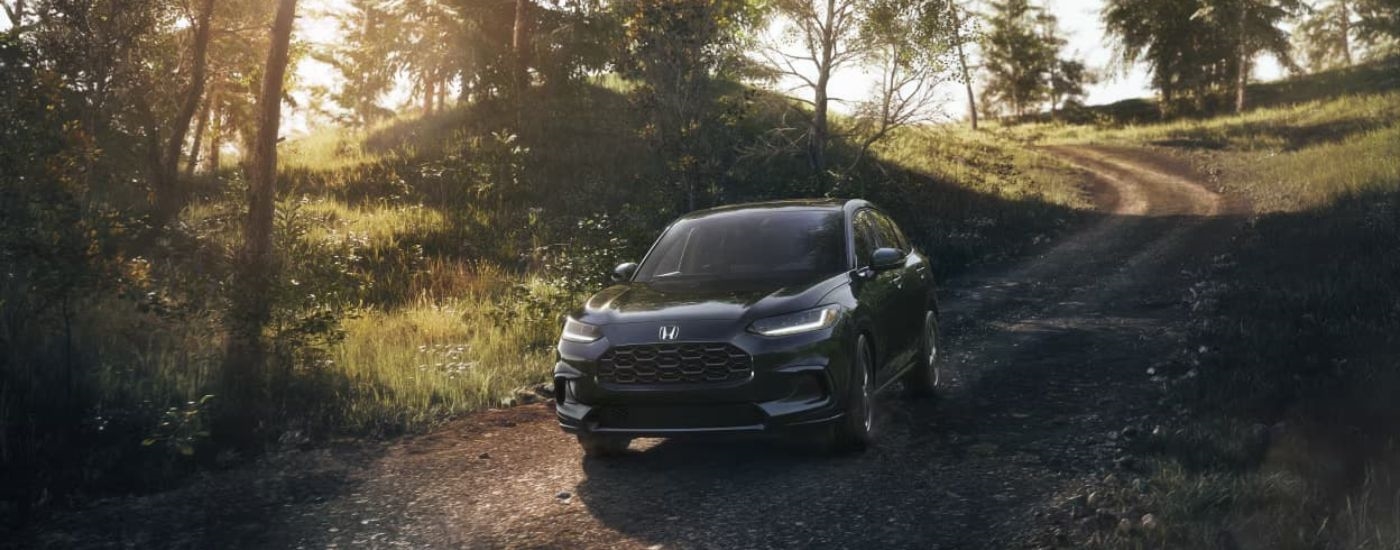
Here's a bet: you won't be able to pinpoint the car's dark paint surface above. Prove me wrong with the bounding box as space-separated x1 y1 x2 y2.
553 199 938 441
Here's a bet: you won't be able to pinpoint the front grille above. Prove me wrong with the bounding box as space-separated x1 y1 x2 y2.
597 343 752 385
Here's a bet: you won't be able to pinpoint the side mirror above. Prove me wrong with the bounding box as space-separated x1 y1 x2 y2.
611 262 638 282
870 247 905 271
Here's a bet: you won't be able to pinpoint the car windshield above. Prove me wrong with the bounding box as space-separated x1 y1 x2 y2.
633 209 847 283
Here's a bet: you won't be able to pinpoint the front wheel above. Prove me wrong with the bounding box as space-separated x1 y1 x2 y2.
824 335 875 454
902 311 941 398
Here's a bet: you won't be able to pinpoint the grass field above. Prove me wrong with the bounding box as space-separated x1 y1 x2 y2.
1026 58 1400 549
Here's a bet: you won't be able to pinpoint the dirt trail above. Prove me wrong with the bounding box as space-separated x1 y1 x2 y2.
26 145 1245 549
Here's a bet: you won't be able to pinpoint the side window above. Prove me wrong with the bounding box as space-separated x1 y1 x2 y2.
872 212 905 252
853 210 878 266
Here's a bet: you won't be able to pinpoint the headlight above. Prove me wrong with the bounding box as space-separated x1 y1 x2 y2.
561 317 602 343
750 305 842 337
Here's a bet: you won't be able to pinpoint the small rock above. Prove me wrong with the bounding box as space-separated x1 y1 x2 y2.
555 491 571 500
1140 513 1159 529
1117 517 1134 534
1095 509 1118 527
1151 425 1166 437
478 452 491 459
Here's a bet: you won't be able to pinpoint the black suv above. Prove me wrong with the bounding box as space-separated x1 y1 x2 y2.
553 199 940 456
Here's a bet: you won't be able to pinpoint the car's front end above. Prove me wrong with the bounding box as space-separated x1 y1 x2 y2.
552 301 858 438
551 201 868 447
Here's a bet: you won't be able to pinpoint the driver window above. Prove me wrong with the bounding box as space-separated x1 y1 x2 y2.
853 210 878 266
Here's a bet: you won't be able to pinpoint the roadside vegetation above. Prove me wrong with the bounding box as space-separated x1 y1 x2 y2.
1023 56 1400 549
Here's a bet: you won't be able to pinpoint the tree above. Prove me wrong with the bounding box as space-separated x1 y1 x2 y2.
1049 57 1091 114
1353 0 1400 47
153 0 216 221
1298 0 1356 71
619 0 761 210
513 0 531 97
848 0 951 169
1196 0 1301 112
222 0 297 447
1104 0 1300 115
945 0 979 130
321 0 399 125
764 0 866 178
980 0 1056 118
184 88 212 177
3 0 24 28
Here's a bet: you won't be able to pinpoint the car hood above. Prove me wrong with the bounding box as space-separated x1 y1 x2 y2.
575 273 851 324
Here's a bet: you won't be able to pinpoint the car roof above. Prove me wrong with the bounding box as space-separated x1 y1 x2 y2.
679 198 873 221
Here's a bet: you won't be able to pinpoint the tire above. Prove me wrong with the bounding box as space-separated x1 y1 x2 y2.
578 434 631 458
902 310 942 398
825 334 875 454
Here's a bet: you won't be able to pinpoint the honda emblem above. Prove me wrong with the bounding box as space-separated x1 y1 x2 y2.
658 325 680 341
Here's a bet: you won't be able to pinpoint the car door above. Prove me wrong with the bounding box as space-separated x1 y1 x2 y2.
851 209 904 378
869 211 922 370
887 217 935 315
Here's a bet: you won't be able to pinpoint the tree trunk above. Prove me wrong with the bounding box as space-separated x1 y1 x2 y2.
208 104 222 175
949 0 978 130
438 76 448 111
809 0 837 179
185 87 213 178
512 0 530 95
1340 0 1352 66
154 0 216 222
1235 7 1248 114
1235 48 1249 113
424 75 435 115
812 75 829 176
221 0 297 450
4 0 22 27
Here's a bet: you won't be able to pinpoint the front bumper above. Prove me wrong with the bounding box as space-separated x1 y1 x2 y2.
553 322 853 437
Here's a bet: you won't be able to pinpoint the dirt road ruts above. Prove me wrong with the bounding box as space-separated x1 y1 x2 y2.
24 145 1246 549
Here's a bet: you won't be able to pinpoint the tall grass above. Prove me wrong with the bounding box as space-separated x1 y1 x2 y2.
330 287 561 434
